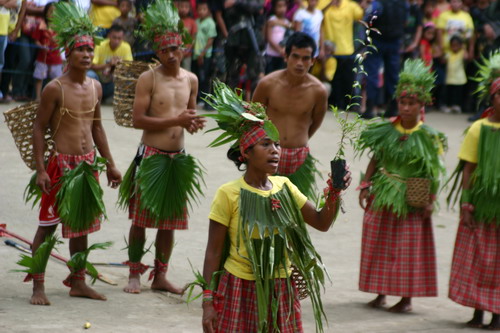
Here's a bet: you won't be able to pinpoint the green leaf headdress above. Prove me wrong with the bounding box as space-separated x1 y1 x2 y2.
50 1 102 56
471 49 500 105
395 59 435 105
203 80 279 152
136 0 192 50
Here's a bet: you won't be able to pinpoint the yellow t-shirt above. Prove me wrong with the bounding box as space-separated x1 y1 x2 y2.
321 0 362 56
92 39 133 65
90 4 121 29
436 10 474 51
459 118 500 163
311 56 337 81
0 9 10 36
208 176 308 281
445 49 466 85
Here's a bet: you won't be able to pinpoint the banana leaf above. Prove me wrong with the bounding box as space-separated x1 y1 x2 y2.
14 234 62 274
24 172 42 209
282 154 321 203
117 159 137 211
123 236 153 263
67 241 113 285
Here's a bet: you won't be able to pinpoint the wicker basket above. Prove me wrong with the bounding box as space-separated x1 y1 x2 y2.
3 102 51 170
290 265 309 300
406 177 431 208
113 60 156 128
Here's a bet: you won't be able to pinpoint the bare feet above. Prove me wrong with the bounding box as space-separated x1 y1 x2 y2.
485 314 500 331
388 297 412 313
123 274 141 294
465 309 484 329
69 280 107 301
367 295 386 309
30 281 50 305
151 274 185 295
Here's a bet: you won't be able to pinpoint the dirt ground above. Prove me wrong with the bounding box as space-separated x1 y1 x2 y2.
0 103 487 332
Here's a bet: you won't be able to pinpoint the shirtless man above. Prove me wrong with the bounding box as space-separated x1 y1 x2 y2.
252 32 327 199
29 3 122 306
121 3 205 294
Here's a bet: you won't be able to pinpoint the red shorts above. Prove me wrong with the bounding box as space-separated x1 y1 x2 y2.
39 151 101 238
129 145 188 230
277 146 310 176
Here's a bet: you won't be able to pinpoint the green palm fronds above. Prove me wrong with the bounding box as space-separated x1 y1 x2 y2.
395 59 435 104
284 154 321 202
117 159 137 211
357 121 447 217
239 185 328 333
136 0 192 48
55 156 107 232
67 241 113 284
203 80 279 148
123 236 152 263
50 1 102 50
471 50 500 105
135 154 204 222
185 260 224 303
14 234 62 274
24 173 42 209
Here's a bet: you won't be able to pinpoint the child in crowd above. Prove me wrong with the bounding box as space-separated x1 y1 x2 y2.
192 0 216 107
177 0 197 71
443 35 467 113
112 0 137 47
422 0 436 24
292 0 323 57
420 22 437 67
311 40 336 95
31 2 62 102
265 0 290 74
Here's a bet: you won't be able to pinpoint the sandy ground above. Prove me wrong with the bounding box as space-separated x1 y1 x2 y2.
0 103 488 333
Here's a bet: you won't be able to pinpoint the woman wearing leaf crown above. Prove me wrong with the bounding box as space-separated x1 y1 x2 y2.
24 1 122 305
447 51 500 330
357 59 447 313
199 81 351 333
118 0 206 295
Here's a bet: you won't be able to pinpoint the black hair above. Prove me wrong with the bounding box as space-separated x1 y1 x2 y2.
285 32 317 58
118 0 132 5
449 35 464 45
108 24 125 34
271 0 286 15
43 2 55 23
227 147 247 171
196 0 209 7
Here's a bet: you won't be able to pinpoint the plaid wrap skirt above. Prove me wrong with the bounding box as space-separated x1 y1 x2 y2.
449 218 500 314
39 151 101 238
129 145 188 230
214 271 303 332
277 146 310 176
359 202 438 297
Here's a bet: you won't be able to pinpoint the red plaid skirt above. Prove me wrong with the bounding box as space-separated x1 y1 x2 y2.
277 147 310 176
449 218 500 313
214 272 303 332
359 202 437 297
129 145 188 230
39 151 101 238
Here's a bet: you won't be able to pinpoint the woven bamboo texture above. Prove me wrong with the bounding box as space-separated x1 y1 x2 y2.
291 265 309 300
113 60 156 128
3 102 51 170
406 177 431 208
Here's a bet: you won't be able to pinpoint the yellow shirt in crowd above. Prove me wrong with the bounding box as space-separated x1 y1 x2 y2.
436 10 474 51
459 118 500 164
90 4 120 29
209 176 307 281
321 0 363 56
92 39 133 65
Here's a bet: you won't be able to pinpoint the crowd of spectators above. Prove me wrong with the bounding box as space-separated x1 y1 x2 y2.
0 0 499 119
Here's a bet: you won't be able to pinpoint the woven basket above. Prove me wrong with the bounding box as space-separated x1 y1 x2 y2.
406 177 431 208
290 265 309 300
3 102 51 170
113 60 157 128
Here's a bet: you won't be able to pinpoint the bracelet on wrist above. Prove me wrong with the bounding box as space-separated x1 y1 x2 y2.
461 203 475 213
356 180 372 191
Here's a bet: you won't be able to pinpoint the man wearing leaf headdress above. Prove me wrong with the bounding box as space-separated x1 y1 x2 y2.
357 59 447 313
448 51 500 330
199 81 350 332
28 1 122 305
119 0 206 295
253 32 327 201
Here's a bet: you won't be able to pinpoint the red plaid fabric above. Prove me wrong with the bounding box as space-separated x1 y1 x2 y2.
129 145 188 230
490 77 500 96
277 146 310 176
38 151 101 239
239 125 266 153
63 268 86 287
65 34 94 57
154 32 182 49
214 271 303 333
24 272 45 283
359 200 438 297
449 218 500 314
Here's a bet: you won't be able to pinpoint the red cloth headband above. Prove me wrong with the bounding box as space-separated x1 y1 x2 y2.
154 32 183 50
490 77 500 96
239 125 267 153
65 34 94 57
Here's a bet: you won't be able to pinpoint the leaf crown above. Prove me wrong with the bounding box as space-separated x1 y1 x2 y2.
471 49 500 104
395 59 436 105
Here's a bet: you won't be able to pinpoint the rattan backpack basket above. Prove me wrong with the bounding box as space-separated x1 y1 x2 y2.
3 102 51 170
113 60 157 128
406 177 431 208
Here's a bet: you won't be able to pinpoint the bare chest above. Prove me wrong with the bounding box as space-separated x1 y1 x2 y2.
149 77 190 116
